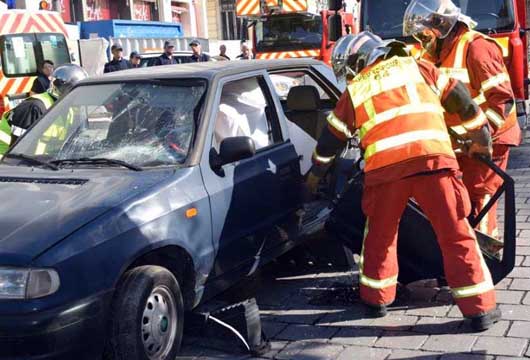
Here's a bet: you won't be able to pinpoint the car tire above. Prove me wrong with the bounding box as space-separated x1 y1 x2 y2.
106 266 184 360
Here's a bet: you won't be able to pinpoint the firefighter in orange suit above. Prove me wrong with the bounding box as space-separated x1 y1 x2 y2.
307 31 500 331
403 0 521 238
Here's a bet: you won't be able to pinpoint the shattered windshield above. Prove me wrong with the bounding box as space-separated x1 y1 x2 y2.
8 80 206 168
362 0 515 39
255 14 322 52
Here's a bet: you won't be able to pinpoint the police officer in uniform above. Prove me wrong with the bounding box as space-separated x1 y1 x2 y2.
104 44 130 73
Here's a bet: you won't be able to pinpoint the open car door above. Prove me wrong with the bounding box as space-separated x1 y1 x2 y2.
326 149 517 285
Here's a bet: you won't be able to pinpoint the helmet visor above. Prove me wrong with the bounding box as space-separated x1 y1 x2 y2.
331 34 356 81
403 0 460 39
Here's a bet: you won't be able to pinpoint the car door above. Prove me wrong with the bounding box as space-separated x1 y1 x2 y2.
200 72 302 288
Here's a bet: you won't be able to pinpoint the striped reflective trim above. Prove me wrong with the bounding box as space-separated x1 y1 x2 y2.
451 222 495 299
360 273 398 289
0 130 11 145
439 67 470 83
313 150 335 164
436 73 450 94
451 125 467 136
359 103 444 139
364 130 451 159
452 279 494 298
454 31 476 68
485 108 505 128
327 111 353 138
462 111 487 130
358 218 398 289
11 125 26 137
473 93 486 106
481 73 510 92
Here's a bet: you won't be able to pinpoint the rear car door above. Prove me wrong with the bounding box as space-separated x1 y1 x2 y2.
201 72 302 291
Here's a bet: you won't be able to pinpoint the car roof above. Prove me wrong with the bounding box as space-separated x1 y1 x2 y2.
139 51 193 57
83 59 323 83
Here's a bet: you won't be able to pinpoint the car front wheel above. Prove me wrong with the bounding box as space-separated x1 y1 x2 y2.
106 265 184 360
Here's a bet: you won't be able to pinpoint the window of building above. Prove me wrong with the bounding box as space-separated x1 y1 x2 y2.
220 0 241 40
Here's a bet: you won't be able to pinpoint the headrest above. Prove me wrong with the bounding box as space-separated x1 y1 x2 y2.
286 86 321 111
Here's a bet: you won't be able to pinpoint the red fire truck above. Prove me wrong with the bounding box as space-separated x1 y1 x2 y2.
358 0 528 132
0 10 71 117
236 0 357 62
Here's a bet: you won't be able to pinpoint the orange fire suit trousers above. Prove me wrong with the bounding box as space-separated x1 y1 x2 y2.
360 169 496 317
458 144 510 238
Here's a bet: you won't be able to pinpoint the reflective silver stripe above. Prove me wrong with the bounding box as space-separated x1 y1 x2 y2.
451 125 467 136
11 125 26 137
462 112 487 130
364 130 450 159
358 219 397 289
473 93 486 106
454 31 476 68
481 73 510 92
436 73 450 95
327 112 353 138
452 280 495 298
440 67 470 83
0 130 11 145
359 103 444 139
485 108 505 128
360 274 398 289
451 222 495 299
313 150 335 164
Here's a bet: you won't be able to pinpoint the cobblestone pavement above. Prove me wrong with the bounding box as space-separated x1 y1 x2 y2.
178 142 530 360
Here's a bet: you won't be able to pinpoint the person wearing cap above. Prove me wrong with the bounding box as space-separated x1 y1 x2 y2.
129 51 142 69
189 39 210 62
104 44 130 73
153 41 178 66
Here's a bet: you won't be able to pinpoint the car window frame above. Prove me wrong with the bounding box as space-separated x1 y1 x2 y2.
211 73 284 155
267 66 341 106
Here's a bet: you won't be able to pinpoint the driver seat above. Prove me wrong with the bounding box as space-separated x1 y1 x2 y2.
285 85 326 140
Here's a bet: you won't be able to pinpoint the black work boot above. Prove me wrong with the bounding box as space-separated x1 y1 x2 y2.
469 308 502 332
365 303 388 318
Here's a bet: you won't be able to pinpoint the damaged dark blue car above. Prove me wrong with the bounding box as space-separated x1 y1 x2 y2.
0 59 516 360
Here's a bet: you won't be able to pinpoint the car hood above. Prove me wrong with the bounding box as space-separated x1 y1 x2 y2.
0 166 174 265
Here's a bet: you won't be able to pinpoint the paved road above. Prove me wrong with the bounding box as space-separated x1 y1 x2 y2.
179 142 530 360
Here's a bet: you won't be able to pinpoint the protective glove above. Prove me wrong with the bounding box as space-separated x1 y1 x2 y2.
465 125 493 160
306 172 321 196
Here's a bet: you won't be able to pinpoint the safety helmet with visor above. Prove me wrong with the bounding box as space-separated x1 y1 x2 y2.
49 64 88 99
331 31 408 83
403 0 476 49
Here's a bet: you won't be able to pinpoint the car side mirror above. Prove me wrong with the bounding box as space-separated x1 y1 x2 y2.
328 14 343 42
211 136 256 170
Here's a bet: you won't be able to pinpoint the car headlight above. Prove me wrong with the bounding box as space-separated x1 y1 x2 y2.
0 268 60 299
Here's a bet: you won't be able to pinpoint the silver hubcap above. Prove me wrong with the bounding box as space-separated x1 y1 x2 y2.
141 286 177 360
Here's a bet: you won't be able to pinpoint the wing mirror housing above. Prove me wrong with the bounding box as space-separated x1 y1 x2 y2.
328 14 343 42
211 136 256 170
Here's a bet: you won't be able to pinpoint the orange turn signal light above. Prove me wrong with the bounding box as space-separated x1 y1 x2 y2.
185 208 198 218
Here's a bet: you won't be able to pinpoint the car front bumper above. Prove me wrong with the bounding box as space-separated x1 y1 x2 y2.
0 290 113 360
